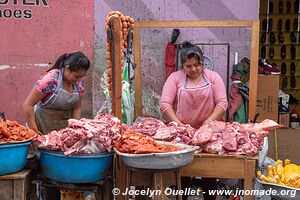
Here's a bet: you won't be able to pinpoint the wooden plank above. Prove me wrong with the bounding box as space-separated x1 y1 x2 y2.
23 169 35 200
102 178 112 200
175 170 182 200
0 169 35 200
128 170 177 186
194 153 258 160
133 23 143 119
109 16 123 120
248 20 259 121
13 179 24 199
243 159 256 200
181 157 246 178
136 20 253 28
0 169 31 180
152 172 164 200
0 181 13 200
130 170 153 186
116 156 126 200
108 15 128 200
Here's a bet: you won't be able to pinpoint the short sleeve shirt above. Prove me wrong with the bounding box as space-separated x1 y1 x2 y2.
34 69 84 104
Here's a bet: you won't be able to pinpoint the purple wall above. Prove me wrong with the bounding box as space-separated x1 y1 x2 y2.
94 0 260 117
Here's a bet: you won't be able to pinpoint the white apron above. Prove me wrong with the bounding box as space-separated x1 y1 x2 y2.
34 71 80 134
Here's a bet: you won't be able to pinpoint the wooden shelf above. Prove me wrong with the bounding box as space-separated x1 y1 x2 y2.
264 58 300 60
259 29 300 34
260 43 300 45
260 13 300 16
282 88 300 90
281 75 300 77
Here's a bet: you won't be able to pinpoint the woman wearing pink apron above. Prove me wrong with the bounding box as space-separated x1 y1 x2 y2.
22 52 90 200
160 42 228 200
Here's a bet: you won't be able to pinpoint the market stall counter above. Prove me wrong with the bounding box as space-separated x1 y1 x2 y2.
182 153 258 199
114 131 200 200
122 154 257 200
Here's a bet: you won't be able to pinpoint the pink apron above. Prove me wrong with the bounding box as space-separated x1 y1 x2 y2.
176 74 215 129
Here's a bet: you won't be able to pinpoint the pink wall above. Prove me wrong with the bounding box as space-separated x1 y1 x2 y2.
0 1 94 123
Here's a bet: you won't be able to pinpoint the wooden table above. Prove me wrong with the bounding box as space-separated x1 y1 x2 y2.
125 167 182 200
181 153 258 200
121 153 257 200
0 169 35 200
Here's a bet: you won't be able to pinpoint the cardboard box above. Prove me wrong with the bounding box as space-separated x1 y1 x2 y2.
278 112 290 127
268 128 300 165
256 75 279 122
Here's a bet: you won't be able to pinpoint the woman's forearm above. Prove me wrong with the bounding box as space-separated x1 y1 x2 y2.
163 108 185 126
72 98 82 119
72 107 81 119
207 105 226 121
22 104 38 132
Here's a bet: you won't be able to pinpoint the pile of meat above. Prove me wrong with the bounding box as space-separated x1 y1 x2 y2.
192 119 281 156
34 114 124 155
114 130 182 154
131 117 196 144
0 119 37 143
131 117 281 156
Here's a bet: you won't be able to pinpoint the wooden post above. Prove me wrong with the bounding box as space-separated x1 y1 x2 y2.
152 172 164 200
243 159 256 200
133 23 142 119
109 16 126 200
249 20 259 121
109 16 123 120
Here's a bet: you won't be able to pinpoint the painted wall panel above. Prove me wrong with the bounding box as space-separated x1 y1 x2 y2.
94 0 260 117
0 0 94 123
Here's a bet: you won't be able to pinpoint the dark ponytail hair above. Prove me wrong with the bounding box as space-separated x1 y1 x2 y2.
180 41 203 66
47 51 90 72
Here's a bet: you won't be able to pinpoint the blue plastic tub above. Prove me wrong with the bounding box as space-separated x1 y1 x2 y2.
39 150 113 183
0 142 31 176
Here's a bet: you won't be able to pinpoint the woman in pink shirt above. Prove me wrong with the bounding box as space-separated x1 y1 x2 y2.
160 42 228 129
160 41 228 200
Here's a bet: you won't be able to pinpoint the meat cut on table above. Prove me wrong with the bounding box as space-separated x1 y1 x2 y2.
132 118 196 144
132 117 281 156
34 113 281 157
34 113 124 155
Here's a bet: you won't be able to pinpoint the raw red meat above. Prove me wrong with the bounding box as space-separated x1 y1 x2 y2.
203 140 224 155
34 114 122 155
189 119 281 156
132 118 197 144
222 127 238 151
192 125 213 145
131 117 167 136
208 121 226 133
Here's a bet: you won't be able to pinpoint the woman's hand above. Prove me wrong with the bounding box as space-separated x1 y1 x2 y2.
178 122 186 127
203 118 213 125
22 89 45 132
